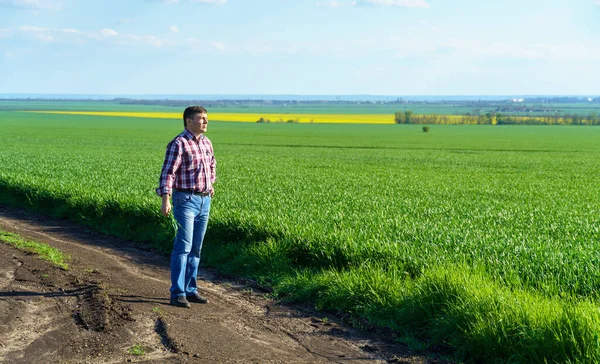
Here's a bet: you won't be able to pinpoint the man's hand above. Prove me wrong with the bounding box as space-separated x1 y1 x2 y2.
161 194 172 216
210 188 215 198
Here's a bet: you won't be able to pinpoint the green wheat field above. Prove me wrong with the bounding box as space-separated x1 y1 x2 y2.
0 104 599 363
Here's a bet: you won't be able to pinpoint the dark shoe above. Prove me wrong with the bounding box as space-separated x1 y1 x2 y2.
170 296 191 308
186 292 209 304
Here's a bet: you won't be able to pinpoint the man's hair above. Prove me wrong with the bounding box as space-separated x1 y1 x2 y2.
183 106 207 127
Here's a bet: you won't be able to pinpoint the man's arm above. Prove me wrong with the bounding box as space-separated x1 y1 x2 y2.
157 140 182 214
161 193 171 217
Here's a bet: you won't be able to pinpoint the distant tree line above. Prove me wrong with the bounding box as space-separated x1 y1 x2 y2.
394 111 600 125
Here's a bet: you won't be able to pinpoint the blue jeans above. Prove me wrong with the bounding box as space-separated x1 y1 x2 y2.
170 190 211 299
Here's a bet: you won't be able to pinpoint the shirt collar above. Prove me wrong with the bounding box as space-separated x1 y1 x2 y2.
183 128 204 141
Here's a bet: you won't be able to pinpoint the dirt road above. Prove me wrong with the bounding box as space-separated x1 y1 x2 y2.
0 205 437 363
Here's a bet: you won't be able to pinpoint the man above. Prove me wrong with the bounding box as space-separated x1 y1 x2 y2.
156 106 216 308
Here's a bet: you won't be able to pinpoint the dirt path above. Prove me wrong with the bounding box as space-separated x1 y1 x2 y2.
0 205 438 364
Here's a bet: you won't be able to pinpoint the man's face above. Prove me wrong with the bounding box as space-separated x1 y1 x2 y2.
186 112 208 135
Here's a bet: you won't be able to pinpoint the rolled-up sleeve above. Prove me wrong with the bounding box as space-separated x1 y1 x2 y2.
156 140 182 196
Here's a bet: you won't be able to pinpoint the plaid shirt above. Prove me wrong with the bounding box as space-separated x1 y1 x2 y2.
156 129 216 196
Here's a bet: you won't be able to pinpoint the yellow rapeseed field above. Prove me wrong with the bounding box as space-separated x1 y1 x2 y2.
27 110 575 125
25 111 394 124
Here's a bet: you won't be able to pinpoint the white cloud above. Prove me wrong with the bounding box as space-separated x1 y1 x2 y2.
18 25 57 42
10 24 172 49
101 28 118 36
358 0 429 8
211 41 225 50
16 25 90 44
0 0 62 9
19 25 50 32
169 25 179 33
17 25 88 44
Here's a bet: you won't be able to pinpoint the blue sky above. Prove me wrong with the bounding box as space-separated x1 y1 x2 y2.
0 0 599 96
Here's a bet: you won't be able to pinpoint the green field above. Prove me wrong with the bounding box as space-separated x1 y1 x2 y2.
0 108 599 363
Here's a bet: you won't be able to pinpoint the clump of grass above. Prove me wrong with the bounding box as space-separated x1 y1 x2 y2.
0 230 69 270
422 126 430 132
128 344 145 356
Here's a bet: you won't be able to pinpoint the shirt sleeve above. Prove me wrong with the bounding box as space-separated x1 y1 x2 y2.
156 139 182 196
210 143 216 184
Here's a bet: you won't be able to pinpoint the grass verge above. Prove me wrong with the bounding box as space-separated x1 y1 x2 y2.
0 230 69 270
203 238 600 363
